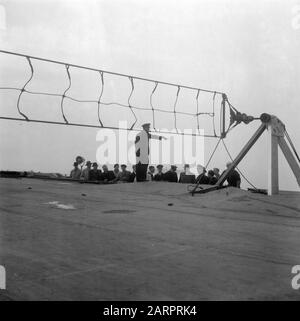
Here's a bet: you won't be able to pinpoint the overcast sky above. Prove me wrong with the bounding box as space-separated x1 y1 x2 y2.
0 0 299 191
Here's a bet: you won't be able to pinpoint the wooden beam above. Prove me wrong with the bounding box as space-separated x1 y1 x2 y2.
216 123 267 187
267 129 279 195
278 136 300 187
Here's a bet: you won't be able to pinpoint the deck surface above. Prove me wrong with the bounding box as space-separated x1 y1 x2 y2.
0 177 300 300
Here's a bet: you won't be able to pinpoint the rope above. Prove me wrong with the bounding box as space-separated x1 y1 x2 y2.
173 86 180 134
187 137 222 193
16 56 33 120
128 77 138 130
0 87 201 116
205 137 222 169
212 91 217 137
60 64 71 124
196 89 200 135
150 82 158 131
97 71 104 127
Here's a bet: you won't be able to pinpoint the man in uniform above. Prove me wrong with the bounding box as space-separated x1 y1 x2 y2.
135 123 166 182
153 164 164 181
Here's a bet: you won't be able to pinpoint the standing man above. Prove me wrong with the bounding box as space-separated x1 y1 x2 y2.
135 123 166 182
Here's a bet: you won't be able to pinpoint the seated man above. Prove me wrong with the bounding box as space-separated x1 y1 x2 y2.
70 162 81 180
89 162 102 181
147 166 155 181
153 164 164 181
179 164 196 183
100 165 116 183
213 167 220 180
163 165 178 183
80 161 92 181
128 165 136 183
225 162 241 188
118 164 131 182
113 164 120 178
207 170 218 185
196 165 209 184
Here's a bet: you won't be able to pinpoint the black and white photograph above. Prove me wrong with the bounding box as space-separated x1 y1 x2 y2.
0 0 299 310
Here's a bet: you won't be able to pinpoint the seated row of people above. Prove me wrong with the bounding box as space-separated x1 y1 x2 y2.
70 161 135 183
193 162 241 187
150 163 240 187
149 164 219 184
70 161 241 187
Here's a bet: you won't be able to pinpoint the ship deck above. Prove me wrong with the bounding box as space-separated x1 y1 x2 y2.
0 177 299 300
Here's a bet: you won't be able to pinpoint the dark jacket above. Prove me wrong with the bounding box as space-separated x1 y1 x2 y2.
163 171 178 183
179 173 196 183
196 174 209 184
227 170 241 187
89 169 102 181
208 176 218 185
153 172 164 181
100 171 115 182
128 172 136 183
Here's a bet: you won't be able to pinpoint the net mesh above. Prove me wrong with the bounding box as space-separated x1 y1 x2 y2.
0 50 229 137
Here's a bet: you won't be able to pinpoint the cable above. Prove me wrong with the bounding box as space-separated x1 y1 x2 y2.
0 116 218 137
0 49 225 95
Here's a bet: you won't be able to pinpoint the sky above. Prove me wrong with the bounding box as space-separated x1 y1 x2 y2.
0 0 299 191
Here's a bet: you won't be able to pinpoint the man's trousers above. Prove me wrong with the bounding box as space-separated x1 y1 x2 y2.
136 163 148 182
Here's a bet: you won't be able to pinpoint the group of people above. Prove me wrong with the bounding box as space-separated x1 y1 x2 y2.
70 162 134 183
70 161 241 187
70 122 241 187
